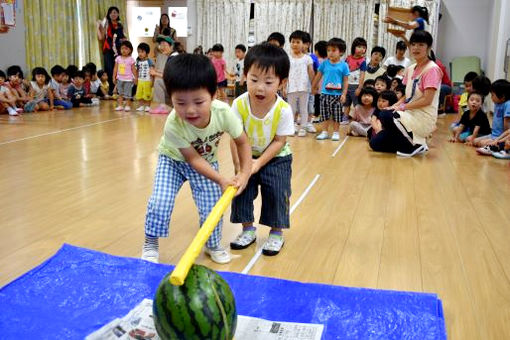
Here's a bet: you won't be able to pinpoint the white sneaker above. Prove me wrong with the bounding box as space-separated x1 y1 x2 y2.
136 106 145 112
262 234 284 256
331 132 340 141
297 128 307 137
316 131 329 140
204 247 232 264
124 106 131 111
7 107 18 116
144 106 151 112
305 122 317 133
114 106 123 111
141 249 159 263
397 144 429 157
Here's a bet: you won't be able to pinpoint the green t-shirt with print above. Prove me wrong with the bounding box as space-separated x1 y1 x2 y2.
158 100 244 163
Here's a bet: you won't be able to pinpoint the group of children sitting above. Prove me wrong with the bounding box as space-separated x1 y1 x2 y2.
0 63 108 116
0 33 184 116
448 72 510 159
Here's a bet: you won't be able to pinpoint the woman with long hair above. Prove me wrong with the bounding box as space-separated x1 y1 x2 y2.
97 6 126 95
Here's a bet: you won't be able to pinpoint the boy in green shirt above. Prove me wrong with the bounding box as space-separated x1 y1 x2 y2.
142 54 252 264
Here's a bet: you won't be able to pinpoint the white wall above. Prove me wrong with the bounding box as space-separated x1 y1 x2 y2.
436 0 492 73
0 0 26 74
486 0 510 81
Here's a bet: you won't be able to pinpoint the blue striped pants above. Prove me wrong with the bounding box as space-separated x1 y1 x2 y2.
144 154 223 248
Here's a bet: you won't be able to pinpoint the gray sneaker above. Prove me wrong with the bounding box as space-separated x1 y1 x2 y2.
262 234 284 256
230 230 256 250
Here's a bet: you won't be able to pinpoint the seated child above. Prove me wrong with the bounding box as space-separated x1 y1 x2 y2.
449 92 491 144
141 53 252 264
475 79 510 152
395 84 406 100
0 70 21 116
457 72 478 114
50 65 73 109
67 71 92 107
348 86 377 137
368 90 398 140
229 43 293 256
97 70 111 99
5 65 31 110
374 75 390 93
29 67 53 111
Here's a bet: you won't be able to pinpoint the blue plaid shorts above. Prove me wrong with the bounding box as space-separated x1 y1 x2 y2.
144 154 223 248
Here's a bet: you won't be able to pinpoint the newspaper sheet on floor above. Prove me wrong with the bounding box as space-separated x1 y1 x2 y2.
86 299 324 340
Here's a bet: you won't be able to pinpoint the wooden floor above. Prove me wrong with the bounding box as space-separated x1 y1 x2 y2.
1 102 510 339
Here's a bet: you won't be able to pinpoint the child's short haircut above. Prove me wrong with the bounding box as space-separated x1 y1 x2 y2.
84 62 97 74
375 75 391 89
302 31 312 44
363 79 376 88
32 67 50 84
212 43 224 52
267 32 285 47
50 65 65 77
235 44 247 53
289 30 307 43
97 70 105 78
392 77 403 87
395 84 406 96
0 70 5 79
396 41 407 51
350 37 367 55
120 40 133 53
327 38 346 53
371 46 386 59
7 65 23 78
73 70 85 79
379 90 398 106
472 75 491 97
386 65 404 78
467 91 484 103
357 87 378 107
163 53 217 96
314 40 328 59
464 71 478 83
137 42 150 54
67 65 78 79
490 79 510 101
243 42 290 81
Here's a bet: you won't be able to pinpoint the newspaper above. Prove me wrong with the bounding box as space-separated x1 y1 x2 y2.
87 299 324 340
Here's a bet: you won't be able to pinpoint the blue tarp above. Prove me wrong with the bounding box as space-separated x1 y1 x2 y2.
0 244 446 339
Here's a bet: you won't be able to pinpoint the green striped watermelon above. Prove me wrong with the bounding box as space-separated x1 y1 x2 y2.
153 265 237 340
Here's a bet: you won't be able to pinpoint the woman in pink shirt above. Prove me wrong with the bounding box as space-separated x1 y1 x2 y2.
211 43 228 99
369 31 442 157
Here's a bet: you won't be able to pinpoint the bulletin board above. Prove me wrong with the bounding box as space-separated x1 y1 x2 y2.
0 0 16 33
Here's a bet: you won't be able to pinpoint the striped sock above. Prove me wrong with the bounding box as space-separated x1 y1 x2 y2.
243 225 256 232
143 235 159 252
269 229 283 237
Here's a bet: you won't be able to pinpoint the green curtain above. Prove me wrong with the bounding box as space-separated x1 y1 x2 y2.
24 0 79 72
24 0 128 73
80 0 129 70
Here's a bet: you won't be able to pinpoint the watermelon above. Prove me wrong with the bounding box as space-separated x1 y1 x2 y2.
153 265 237 340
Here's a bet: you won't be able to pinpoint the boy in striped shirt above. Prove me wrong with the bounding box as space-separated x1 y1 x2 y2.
229 43 293 256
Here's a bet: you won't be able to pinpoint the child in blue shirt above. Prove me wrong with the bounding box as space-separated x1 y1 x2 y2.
476 79 510 155
311 38 349 141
